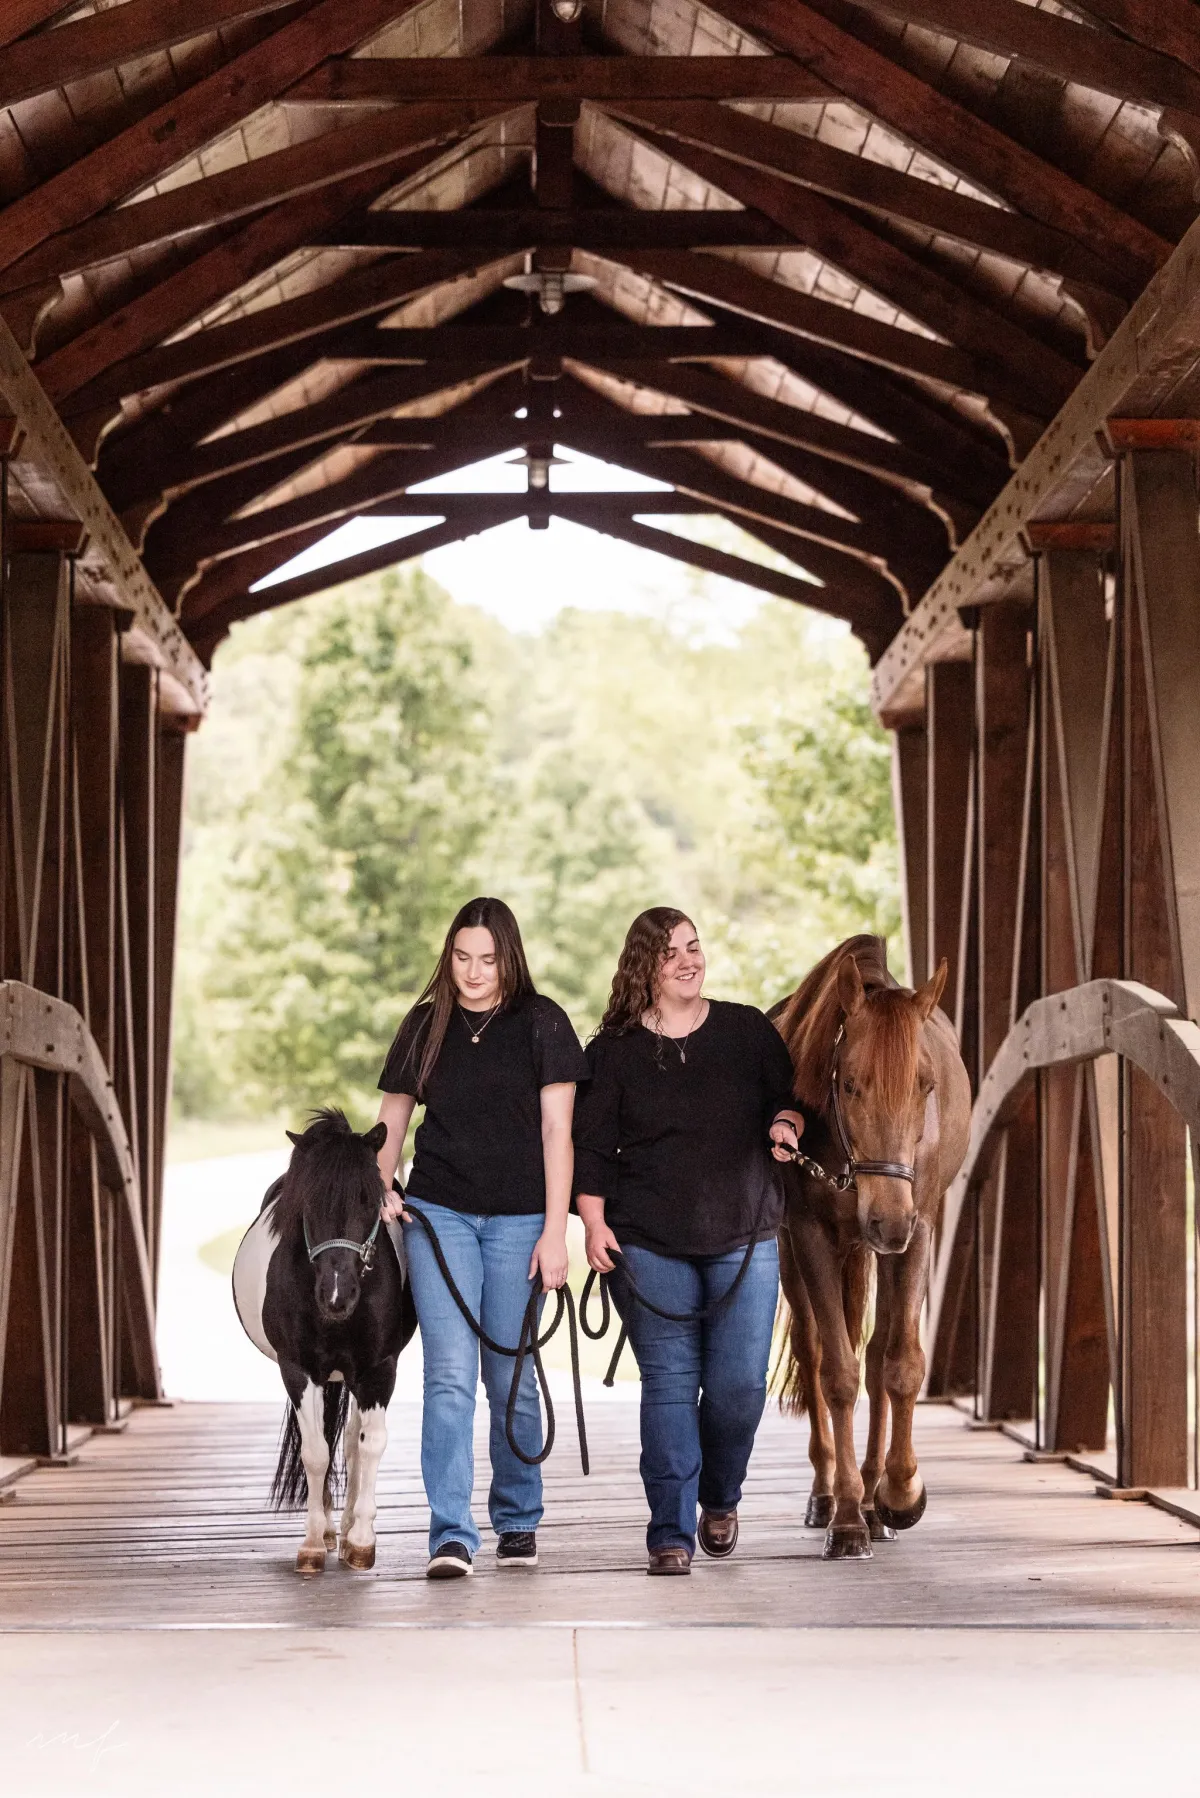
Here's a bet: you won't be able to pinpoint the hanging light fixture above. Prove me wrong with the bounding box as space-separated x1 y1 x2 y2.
508 448 567 490
549 0 583 19
504 255 597 317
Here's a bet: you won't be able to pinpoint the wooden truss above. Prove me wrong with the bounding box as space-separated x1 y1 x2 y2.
2 0 1200 1463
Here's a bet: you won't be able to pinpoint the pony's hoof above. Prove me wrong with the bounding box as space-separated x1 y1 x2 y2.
823 1523 873 1561
875 1483 927 1532
323 1529 338 1551
805 1493 836 1529
295 1546 326 1576
341 1540 376 1572
863 1508 897 1543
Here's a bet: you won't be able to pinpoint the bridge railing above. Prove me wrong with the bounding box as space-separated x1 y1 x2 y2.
927 979 1200 1490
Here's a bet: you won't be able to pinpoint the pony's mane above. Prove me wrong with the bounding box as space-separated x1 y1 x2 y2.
273 1108 375 1233
776 935 921 1117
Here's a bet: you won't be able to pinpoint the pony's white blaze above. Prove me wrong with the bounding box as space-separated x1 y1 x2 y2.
345 1405 387 1553
296 1381 330 1556
232 1199 281 1363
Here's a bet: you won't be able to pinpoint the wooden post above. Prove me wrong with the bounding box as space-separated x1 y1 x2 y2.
1118 455 1189 1490
1040 550 1112 1452
893 723 927 988
975 601 1038 1422
150 722 186 1295
923 657 976 1396
118 661 157 1279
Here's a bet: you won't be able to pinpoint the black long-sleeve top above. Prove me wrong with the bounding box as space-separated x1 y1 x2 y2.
572 999 799 1258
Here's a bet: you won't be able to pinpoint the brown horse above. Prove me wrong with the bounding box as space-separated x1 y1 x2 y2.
772 935 971 1560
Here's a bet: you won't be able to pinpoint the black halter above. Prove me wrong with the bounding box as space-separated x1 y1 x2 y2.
784 1023 917 1190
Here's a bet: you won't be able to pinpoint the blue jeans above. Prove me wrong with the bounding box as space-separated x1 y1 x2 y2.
402 1200 545 1557
613 1238 779 1554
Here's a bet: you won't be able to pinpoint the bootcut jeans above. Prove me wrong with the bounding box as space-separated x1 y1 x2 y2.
402 1199 545 1557
613 1237 779 1554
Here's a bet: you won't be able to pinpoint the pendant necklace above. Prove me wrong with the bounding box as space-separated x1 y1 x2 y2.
459 1001 501 1045
654 999 706 1064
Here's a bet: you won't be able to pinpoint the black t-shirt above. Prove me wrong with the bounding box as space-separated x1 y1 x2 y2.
378 993 587 1216
572 999 799 1257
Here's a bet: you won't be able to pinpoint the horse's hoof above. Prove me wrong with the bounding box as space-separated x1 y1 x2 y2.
341 1540 376 1572
323 1530 338 1551
295 1546 326 1575
805 1493 836 1529
875 1484 927 1532
823 1523 873 1561
863 1508 897 1543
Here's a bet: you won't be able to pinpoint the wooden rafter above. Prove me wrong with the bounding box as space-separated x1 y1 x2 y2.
0 0 298 112
857 0 1200 116
0 104 508 297
712 0 1171 276
284 56 834 106
0 0 431 273
608 99 1133 299
621 122 1080 416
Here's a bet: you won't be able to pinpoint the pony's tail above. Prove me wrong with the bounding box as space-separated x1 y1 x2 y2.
268 1384 350 1511
772 1242 875 1416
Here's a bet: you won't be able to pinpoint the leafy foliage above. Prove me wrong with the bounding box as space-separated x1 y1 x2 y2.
173 562 900 1120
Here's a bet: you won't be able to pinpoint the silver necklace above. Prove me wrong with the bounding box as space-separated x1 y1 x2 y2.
459 1001 501 1045
652 998 706 1064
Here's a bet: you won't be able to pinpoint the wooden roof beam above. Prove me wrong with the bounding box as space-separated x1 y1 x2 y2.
0 0 298 112
333 208 796 252
0 0 432 274
1 4 79 52
713 0 1171 278
185 512 507 657
0 104 508 298
610 98 1134 301
857 0 1200 117
60 248 494 417
133 362 521 505
284 56 835 106
596 355 1005 509
556 417 936 602
37 142 465 408
581 511 900 650
613 247 980 388
622 122 1079 423
1077 2 1200 80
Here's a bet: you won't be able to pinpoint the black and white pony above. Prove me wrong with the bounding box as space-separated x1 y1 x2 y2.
233 1109 417 1575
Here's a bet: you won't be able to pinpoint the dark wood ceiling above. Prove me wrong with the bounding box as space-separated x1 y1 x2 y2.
2 0 1196 665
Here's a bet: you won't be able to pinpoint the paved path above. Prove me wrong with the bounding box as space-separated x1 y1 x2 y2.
2 1399 1198 1795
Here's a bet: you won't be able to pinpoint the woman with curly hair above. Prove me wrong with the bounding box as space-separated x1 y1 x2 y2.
573 908 806 1574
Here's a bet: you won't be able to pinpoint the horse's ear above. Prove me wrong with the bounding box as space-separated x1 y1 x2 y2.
836 953 866 1019
363 1121 388 1154
914 958 948 1021
285 1129 303 1147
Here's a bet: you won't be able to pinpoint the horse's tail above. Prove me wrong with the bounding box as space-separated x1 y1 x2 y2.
772 1240 874 1416
268 1384 350 1511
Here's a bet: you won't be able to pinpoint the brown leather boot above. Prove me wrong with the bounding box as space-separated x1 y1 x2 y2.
647 1546 692 1576
698 1508 738 1559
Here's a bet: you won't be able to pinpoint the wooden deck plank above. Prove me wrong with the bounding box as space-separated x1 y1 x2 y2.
1 1399 1196 1632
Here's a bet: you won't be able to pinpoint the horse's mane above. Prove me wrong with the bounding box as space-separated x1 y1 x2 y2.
775 934 921 1117
273 1107 377 1233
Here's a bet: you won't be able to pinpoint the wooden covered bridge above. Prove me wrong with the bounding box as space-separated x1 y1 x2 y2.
1 1 1200 1784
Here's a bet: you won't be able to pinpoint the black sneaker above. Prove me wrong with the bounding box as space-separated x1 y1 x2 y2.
496 1531 538 1567
426 1541 473 1579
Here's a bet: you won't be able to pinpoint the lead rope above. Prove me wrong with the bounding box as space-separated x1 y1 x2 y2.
399 1195 589 1476
579 1180 776 1387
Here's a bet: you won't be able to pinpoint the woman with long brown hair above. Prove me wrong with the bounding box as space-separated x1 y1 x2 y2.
375 897 585 1579
574 908 806 1574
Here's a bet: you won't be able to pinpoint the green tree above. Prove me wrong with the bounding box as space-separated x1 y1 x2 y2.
210 565 493 1113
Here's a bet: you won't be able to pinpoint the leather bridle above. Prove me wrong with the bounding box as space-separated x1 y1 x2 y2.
783 1022 917 1191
